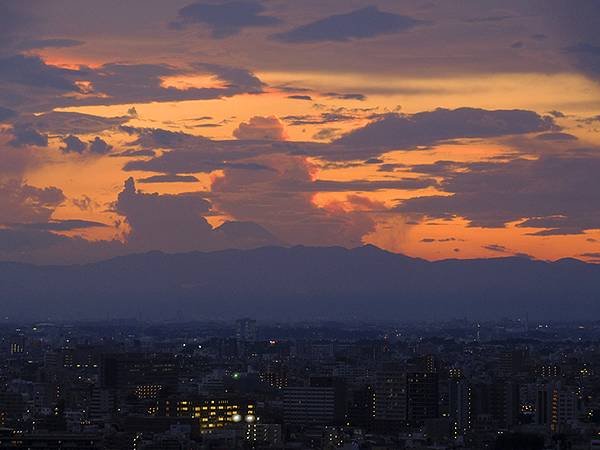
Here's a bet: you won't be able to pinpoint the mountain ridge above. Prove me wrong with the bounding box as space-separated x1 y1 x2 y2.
1 245 598 322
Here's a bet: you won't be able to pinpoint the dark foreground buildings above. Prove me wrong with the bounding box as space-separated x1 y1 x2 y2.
1 319 600 449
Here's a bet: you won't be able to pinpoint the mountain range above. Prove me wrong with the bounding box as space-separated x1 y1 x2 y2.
1 245 598 322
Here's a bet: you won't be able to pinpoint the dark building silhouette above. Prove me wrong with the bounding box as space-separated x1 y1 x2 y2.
283 377 346 426
406 372 439 425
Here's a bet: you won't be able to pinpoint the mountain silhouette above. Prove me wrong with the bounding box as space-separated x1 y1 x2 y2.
1 245 598 321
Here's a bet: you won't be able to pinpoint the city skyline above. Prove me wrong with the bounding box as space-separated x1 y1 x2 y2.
1 318 599 448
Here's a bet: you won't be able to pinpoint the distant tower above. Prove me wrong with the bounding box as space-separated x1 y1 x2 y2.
236 318 257 343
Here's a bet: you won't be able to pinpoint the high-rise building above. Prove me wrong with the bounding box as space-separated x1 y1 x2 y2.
471 379 519 430
489 380 520 429
347 385 373 428
448 378 471 438
372 367 406 431
283 377 346 426
406 372 439 425
498 348 528 377
88 388 115 421
536 382 578 433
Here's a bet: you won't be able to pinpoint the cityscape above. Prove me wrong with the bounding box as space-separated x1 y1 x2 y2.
1 319 600 449
1 0 600 448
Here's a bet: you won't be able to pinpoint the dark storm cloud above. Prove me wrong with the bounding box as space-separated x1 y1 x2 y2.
0 54 81 91
137 174 200 184
114 177 280 253
74 62 264 107
61 135 115 155
8 125 48 148
61 135 87 154
273 6 425 43
115 177 214 252
172 1 280 38
0 57 264 112
0 181 65 224
0 175 281 262
89 137 112 154
397 154 600 235
336 108 556 153
210 155 381 247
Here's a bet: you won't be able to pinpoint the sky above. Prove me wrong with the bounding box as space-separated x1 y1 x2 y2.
1 0 600 265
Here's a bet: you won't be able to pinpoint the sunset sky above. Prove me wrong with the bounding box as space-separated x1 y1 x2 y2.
1 0 600 264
